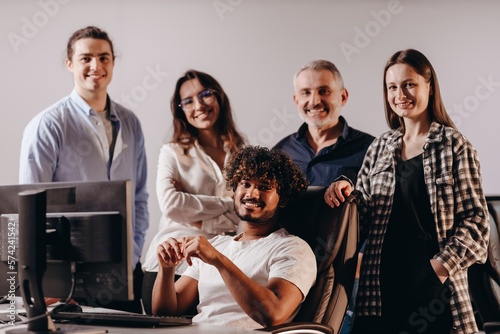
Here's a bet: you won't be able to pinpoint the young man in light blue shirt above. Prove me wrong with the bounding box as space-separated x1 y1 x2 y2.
19 26 149 313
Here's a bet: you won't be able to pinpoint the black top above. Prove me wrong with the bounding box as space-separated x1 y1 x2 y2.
380 154 441 318
382 154 438 260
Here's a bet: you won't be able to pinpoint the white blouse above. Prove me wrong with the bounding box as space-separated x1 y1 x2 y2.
142 141 239 272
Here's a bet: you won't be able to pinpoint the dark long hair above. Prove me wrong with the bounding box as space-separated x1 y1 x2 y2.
383 49 456 130
170 70 245 153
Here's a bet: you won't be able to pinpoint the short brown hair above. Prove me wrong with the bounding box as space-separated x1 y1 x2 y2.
66 26 115 61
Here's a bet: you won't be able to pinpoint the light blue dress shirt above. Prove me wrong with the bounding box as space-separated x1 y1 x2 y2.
19 89 149 265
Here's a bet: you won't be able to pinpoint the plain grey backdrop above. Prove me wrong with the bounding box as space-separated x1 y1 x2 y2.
1 0 499 259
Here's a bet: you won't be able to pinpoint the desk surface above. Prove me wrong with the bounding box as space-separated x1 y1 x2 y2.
5 323 265 333
0 301 269 334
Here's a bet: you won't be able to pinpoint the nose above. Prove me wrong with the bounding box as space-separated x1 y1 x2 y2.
193 97 204 110
245 185 260 199
309 91 321 106
397 87 407 100
89 57 99 70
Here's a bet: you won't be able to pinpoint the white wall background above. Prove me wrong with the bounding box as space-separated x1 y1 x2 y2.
1 0 499 259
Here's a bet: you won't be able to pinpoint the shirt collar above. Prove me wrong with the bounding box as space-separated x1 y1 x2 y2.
70 89 118 121
70 89 93 116
297 115 349 140
427 122 444 143
387 121 445 151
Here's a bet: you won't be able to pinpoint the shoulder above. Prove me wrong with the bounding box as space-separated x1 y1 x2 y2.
439 125 477 157
159 142 186 159
368 129 399 150
274 132 299 149
347 126 375 143
342 117 375 142
208 234 232 248
26 95 73 131
274 123 307 149
272 229 313 252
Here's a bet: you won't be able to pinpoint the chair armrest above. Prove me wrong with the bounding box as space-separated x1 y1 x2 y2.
256 322 333 334
484 321 500 334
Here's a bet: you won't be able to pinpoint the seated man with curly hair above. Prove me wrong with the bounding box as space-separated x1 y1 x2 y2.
151 146 317 329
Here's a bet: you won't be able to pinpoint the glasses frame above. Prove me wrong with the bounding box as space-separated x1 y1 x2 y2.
178 88 218 112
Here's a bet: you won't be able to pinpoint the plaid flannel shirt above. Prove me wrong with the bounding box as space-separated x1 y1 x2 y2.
354 122 490 334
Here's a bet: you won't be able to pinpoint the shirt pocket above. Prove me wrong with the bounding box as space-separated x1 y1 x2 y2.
435 172 454 214
369 162 393 199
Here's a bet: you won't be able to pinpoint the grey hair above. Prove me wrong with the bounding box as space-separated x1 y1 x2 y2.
293 59 345 89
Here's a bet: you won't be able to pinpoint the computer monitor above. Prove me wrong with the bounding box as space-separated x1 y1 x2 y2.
0 180 134 307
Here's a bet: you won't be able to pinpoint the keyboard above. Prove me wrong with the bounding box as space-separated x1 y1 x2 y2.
51 311 192 328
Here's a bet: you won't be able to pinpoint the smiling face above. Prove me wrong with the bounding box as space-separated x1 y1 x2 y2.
293 69 348 130
179 78 220 132
234 179 280 225
385 63 432 124
66 38 114 98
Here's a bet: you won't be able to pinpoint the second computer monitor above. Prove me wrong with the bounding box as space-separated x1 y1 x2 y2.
0 180 134 305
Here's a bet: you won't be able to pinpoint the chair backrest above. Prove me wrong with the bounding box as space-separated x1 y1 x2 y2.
279 186 359 334
469 196 500 329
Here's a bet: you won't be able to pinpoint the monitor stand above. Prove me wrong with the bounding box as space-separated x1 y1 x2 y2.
6 190 107 334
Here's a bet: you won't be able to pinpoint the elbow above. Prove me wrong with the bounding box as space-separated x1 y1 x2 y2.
254 308 290 328
259 315 287 328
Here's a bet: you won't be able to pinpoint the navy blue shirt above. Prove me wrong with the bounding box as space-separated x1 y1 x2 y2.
274 117 374 186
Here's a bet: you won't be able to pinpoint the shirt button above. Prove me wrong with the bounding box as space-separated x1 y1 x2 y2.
424 166 431 173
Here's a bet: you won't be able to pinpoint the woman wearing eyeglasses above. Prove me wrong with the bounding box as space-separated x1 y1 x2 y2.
142 70 246 314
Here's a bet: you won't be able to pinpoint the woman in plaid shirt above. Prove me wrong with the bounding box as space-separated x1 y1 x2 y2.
325 49 489 334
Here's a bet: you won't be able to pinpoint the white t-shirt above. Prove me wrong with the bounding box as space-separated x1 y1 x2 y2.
143 141 239 272
182 228 317 329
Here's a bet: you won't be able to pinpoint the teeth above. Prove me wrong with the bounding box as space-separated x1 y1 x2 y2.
308 109 325 113
194 111 211 119
242 201 260 208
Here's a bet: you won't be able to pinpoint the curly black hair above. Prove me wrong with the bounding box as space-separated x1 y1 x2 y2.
225 146 309 207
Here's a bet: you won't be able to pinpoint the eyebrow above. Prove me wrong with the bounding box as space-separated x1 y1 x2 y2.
78 52 112 57
386 78 416 85
299 85 330 91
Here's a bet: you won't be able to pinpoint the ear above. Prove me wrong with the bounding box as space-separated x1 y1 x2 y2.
279 198 288 208
341 88 349 106
293 94 299 106
65 58 73 72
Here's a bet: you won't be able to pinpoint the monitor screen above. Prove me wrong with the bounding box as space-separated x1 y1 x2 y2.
0 180 134 306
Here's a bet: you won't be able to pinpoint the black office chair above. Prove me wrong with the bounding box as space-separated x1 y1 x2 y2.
469 196 500 334
258 186 359 334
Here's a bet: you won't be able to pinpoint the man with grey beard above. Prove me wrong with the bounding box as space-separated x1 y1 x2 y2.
274 59 374 334
274 59 374 186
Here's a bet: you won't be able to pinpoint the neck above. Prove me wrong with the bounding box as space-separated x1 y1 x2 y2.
306 121 342 153
198 130 222 149
239 221 280 241
403 118 431 140
76 87 108 112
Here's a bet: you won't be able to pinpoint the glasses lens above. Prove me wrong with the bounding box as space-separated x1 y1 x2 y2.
199 89 215 104
179 98 193 111
179 90 216 111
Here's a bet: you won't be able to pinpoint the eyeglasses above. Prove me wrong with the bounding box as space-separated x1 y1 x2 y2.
178 89 217 112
